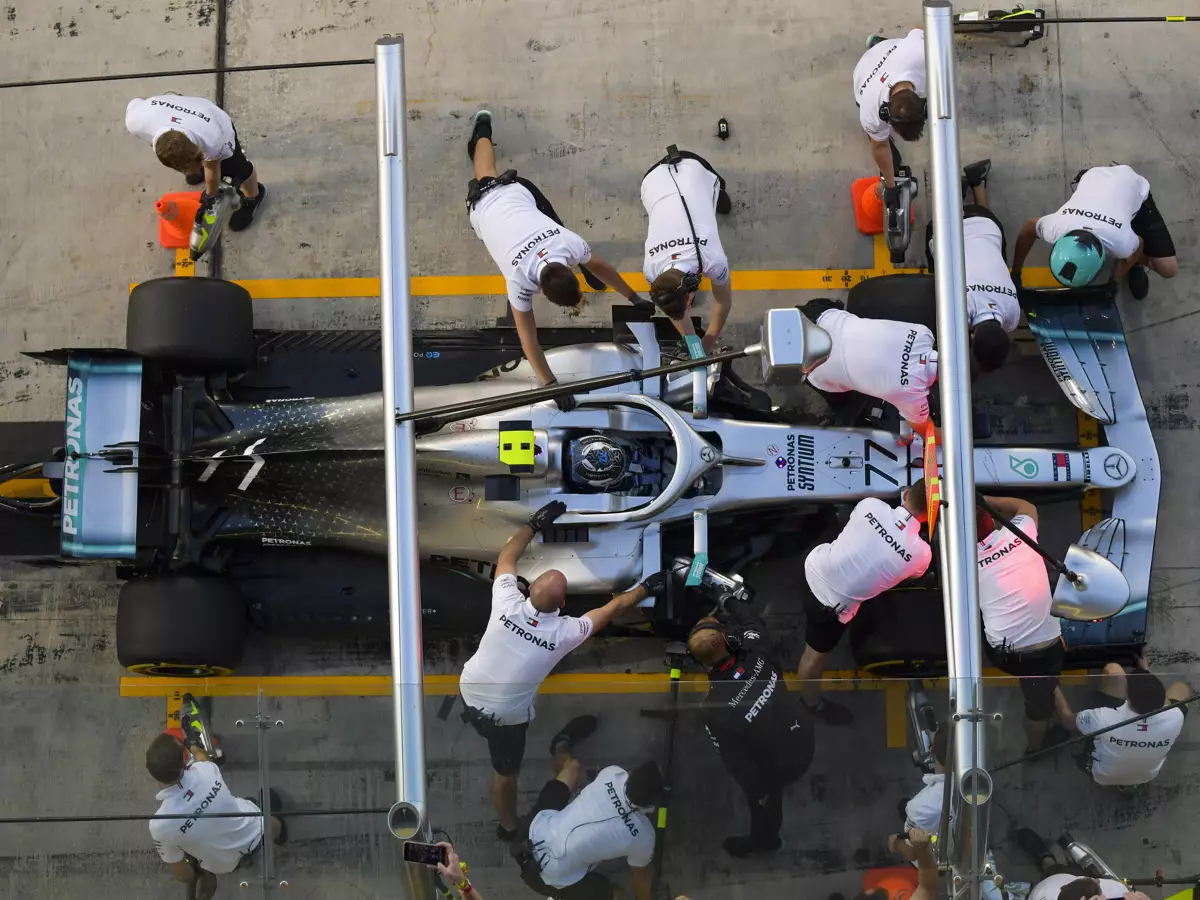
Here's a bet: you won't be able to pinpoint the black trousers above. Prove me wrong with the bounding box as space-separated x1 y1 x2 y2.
735 777 784 841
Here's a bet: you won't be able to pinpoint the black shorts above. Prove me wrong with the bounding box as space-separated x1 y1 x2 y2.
462 702 529 776
985 638 1064 721
800 516 850 654
220 130 255 186
1073 167 1176 260
642 148 727 190
925 204 1007 270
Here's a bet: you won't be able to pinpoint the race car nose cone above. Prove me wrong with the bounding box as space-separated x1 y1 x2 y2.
1052 544 1131 621
757 308 831 381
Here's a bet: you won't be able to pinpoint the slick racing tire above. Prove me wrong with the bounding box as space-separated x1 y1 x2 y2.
117 575 247 676
849 586 947 677
847 274 937 332
127 276 255 374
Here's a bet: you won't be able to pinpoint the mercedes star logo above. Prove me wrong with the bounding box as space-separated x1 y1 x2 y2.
1103 453 1129 480
700 446 716 463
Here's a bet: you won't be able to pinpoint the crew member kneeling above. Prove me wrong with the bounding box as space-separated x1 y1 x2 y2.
1012 163 1178 300
798 479 934 724
975 496 1064 752
641 146 734 352
459 499 668 841
688 604 814 857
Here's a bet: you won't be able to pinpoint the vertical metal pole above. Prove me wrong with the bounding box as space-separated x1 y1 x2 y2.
923 4 991 898
376 38 436 900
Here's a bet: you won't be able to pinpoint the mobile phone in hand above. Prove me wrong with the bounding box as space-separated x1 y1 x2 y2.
402 841 448 867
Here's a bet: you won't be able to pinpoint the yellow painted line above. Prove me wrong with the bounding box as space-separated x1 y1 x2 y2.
885 681 909 749
0 477 54 499
174 248 195 277
1077 409 1103 530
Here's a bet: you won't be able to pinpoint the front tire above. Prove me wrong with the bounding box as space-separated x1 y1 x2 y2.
117 576 247 676
127 276 255 374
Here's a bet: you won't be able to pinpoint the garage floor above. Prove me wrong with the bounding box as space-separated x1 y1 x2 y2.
2 1 1199 898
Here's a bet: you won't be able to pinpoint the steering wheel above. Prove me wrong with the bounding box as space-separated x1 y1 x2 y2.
554 394 720 525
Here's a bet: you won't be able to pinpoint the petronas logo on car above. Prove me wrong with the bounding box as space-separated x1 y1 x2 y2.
1009 456 1039 479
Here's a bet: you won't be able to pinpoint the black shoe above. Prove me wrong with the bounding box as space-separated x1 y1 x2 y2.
722 835 783 858
257 787 284 812
186 171 205 186
1127 264 1149 301
194 870 218 900
273 815 289 846
963 158 992 188
803 698 854 725
578 264 606 292
467 109 493 160
1013 827 1053 866
497 823 518 842
549 715 598 756
716 189 732 215
228 184 266 232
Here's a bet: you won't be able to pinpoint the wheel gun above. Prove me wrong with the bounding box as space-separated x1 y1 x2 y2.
883 165 919 265
189 182 242 262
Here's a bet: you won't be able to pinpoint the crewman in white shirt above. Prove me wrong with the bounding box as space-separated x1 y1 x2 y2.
798 480 934 725
145 733 284 899
126 95 267 231
802 300 939 439
1012 164 1179 300
926 160 1019 373
975 496 1064 752
852 29 928 190
459 499 669 841
465 112 650 408
903 727 949 838
1054 657 1190 787
641 146 734 352
512 731 662 900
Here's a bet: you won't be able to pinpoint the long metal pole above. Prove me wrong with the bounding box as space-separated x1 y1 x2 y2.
376 38 436 900
924 5 991 899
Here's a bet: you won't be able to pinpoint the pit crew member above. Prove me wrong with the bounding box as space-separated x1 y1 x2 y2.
466 111 650 407
797 479 934 725
925 159 1018 372
125 94 266 231
852 29 927 190
1054 656 1190 786
801 299 938 441
687 603 814 857
458 499 670 841
975 496 1063 752
1011 164 1178 300
145 733 284 900
903 726 950 838
513 725 662 900
641 146 734 352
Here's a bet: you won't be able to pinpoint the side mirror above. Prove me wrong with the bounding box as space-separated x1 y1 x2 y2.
1051 544 1131 621
755 308 832 382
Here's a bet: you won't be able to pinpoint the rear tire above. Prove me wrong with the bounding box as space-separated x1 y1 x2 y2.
847 274 937 331
850 587 947 677
127 276 255 374
117 576 247 676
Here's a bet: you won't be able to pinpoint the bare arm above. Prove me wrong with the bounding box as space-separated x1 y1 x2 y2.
702 280 734 353
168 860 194 882
584 253 637 299
630 864 654 900
584 585 648 633
871 138 896 188
203 159 222 196
495 525 536 578
513 308 556 385
889 830 938 900
1054 686 1081 734
1011 217 1040 280
980 495 1038 526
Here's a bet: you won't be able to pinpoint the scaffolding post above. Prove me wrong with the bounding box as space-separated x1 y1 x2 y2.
376 34 438 900
923 4 992 898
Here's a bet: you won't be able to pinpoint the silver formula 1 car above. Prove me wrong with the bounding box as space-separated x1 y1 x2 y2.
22 273 1157 676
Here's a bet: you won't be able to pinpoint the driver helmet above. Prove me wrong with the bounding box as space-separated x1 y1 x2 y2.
568 434 630 489
1050 229 1106 287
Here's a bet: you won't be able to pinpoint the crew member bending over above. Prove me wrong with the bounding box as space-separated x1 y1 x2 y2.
802 299 938 443
1054 656 1190 787
688 603 814 857
798 479 934 724
465 111 650 407
641 146 734 352
458 499 669 841
1012 164 1178 300
926 160 1018 373
852 29 927 190
975 496 1064 752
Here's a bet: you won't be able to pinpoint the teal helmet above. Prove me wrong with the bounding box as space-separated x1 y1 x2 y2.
1050 230 1106 287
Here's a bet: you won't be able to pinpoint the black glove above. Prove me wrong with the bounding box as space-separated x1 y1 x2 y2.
628 292 655 314
545 378 577 412
639 570 671 597
527 500 567 533
883 185 902 208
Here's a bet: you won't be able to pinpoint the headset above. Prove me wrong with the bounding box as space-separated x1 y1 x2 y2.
878 93 928 125
659 145 705 308
686 617 744 655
